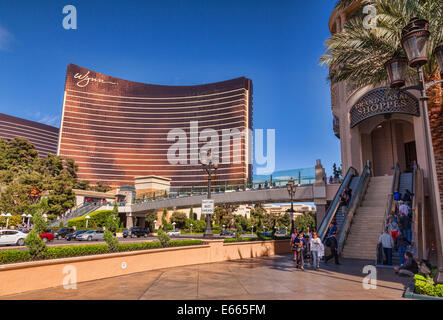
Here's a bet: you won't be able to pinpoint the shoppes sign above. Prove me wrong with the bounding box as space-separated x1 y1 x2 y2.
350 88 419 127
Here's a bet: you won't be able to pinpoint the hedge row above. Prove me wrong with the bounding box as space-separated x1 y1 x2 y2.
414 274 443 297
67 210 114 228
0 240 203 265
224 237 274 243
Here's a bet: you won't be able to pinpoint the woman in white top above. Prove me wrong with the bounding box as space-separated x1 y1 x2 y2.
310 232 324 271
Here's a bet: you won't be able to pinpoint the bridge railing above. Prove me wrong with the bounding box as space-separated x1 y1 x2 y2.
132 178 315 205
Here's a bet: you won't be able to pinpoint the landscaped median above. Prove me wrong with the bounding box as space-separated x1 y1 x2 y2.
0 240 202 265
0 239 291 297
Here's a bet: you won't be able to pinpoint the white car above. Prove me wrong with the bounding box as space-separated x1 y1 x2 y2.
0 230 27 246
167 230 180 237
77 230 104 241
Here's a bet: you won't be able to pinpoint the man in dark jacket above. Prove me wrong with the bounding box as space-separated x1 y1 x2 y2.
292 232 307 270
324 231 340 265
399 212 411 243
394 251 418 277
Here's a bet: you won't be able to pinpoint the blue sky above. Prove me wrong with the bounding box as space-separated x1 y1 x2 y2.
0 0 340 177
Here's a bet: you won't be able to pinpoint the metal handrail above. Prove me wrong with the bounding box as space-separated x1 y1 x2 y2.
318 166 357 242
337 163 371 254
380 163 400 236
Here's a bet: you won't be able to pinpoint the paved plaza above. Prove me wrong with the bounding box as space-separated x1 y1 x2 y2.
1 254 411 300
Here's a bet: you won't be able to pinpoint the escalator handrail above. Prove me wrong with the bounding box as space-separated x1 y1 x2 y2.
337 163 371 254
318 166 357 241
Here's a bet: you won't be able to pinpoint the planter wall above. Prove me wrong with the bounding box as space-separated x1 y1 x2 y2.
0 239 290 297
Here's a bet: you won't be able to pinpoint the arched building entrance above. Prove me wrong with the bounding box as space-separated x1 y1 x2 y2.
369 119 416 176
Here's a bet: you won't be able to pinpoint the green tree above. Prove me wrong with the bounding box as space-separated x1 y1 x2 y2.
170 211 187 229
294 213 316 233
104 229 119 252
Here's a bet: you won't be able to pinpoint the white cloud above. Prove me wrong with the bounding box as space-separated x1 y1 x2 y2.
0 26 13 51
38 115 60 127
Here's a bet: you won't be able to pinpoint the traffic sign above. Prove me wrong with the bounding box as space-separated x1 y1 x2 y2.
202 199 214 215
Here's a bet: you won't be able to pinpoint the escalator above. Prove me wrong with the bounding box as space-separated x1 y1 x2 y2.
317 166 359 242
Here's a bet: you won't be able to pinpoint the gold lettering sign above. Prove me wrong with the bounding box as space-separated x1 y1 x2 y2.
350 88 419 128
74 71 117 88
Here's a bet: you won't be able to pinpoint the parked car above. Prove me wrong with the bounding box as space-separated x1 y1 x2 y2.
123 227 150 238
220 230 234 236
54 227 75 240
77 230 104 241
274 230 288 237
0 230 27 246
167 230 180 237
40 230 55 243
65 230 87 241
261 232 272 237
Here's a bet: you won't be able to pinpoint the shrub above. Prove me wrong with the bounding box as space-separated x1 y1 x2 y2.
414 274 443 297
59 221 64 228
0 250 31 264
24 229 46 259
0 240 204 265
104 229 119 252
157 230 171 247
67 210 114 228
170 212 187 229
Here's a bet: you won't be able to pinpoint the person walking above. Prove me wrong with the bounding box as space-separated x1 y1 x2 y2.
378 228 394 265
398 201 410 217
387 217 399 245
310 232 324 270
292 232 307 270
324 231 340 265
399 211 412 243
396 230 411 265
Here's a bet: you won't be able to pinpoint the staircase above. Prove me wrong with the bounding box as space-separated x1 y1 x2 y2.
49 202 103 227
341 175 393 260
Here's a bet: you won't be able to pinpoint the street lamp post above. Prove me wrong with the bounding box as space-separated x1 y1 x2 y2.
385 17 443 283
5 213 11 229
251 225 254 235
190 223 193 234
202 151 218 238
172 222 176 231
153 220 157 231
42 214 48 222
85 215 90 228
26 214 32 228
21 214 26 224
286 178 297 234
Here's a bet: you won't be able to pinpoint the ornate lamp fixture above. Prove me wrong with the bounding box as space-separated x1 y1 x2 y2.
401 17 431 68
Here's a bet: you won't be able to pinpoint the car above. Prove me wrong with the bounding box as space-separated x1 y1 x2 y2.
65 230 87 241
77 230 104 241
275 230 288 237
261 232 272 237
40 230 54 243
0 230 27 246
167 230 180 237
123 227 150 238
219 230 234 236
54 227 75 240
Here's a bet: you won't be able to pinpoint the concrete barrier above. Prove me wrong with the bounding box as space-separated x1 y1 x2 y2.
0 239 290 297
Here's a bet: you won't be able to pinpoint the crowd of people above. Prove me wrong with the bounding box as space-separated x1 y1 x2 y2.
377 188 419 277
289 228 341 271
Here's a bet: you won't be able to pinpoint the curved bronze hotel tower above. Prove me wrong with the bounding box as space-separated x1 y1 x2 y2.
58 64 253 189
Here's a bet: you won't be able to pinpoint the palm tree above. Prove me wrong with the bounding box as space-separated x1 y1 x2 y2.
321 0 443 90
